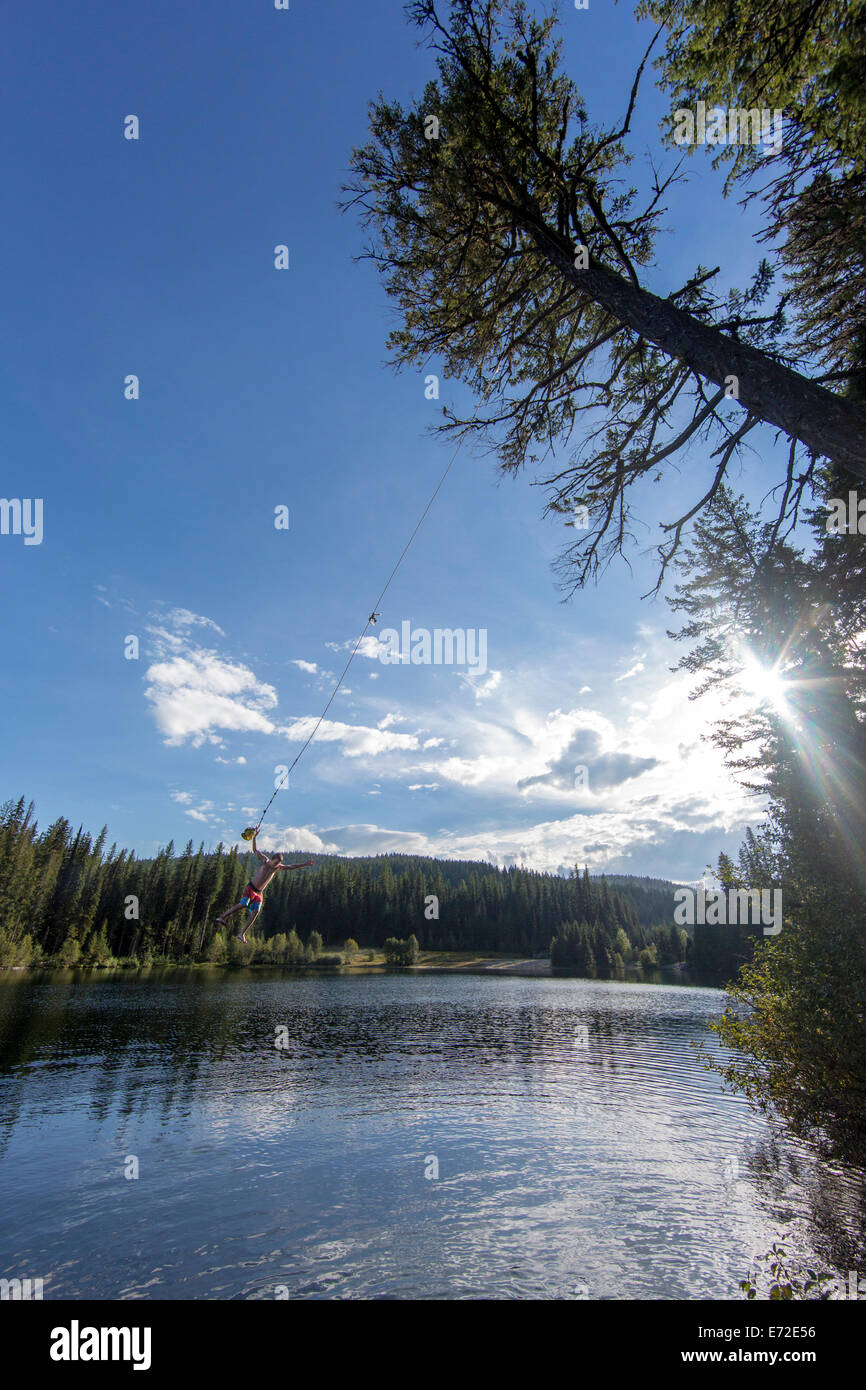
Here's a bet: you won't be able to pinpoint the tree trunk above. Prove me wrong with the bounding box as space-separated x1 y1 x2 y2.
528 223 866 481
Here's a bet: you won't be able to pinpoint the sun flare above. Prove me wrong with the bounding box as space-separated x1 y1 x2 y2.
737 651 791 715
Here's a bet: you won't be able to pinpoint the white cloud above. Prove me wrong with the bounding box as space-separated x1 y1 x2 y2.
146 608 762 880
94 584 136 613
171 795 218 825
326 634 384 660
279 715 420 758
313 786 753 873
158 606 225 636
144 611 278 748
460 669 502 701
614 661 645 683
292 659 319 675
145 652 278 747
377 712 406 730
246 824 341 855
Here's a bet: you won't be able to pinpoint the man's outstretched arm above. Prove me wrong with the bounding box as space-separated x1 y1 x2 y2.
251 831 268 864
280 859 315 871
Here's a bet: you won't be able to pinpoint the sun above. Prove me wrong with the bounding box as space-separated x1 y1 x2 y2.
736 650 791 715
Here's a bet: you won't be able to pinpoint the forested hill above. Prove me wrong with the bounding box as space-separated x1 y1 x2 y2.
297 852 678 929
0 797 681 968
270 852 679 947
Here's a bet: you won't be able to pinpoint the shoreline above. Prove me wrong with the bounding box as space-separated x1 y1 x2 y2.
0 952 723 987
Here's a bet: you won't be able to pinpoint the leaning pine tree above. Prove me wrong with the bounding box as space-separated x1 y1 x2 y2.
343 0 866 594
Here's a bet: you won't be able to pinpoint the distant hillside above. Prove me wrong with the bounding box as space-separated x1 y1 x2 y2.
291 852 680 933
0 796 683 969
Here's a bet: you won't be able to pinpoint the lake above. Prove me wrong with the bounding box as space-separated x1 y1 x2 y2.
0 969 862 1300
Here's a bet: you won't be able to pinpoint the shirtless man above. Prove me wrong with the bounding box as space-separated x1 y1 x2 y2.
216 831 314 940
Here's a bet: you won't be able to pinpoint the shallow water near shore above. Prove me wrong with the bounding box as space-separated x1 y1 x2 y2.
0 969 862 1300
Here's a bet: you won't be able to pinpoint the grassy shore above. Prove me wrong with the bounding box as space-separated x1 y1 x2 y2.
343 950 548 973
1 949 548 974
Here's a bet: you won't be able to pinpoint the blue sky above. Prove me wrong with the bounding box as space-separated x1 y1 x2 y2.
2 0 791 880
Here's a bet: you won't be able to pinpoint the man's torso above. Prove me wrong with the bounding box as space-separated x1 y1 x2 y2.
251 863 279 892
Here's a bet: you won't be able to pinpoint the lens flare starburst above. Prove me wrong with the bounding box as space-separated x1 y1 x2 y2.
736 651 791 716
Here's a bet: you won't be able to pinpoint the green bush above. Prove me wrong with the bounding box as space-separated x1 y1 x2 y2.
84 923 114 967
228 937 255 968
57 931 82 968
384 935 419 966
0 930 41 968
206 929 228 963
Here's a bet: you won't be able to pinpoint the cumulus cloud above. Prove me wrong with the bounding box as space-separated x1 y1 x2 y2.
378 712 407 729
146 606 761 880
144 611 278 748
314 793 753 876
249 824 341 855
145 651 278 746
517 725 659 793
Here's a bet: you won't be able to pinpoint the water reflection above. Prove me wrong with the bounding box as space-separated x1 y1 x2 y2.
0 969 862 1299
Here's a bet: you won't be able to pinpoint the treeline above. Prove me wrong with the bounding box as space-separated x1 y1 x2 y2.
0 796 681 968
551 919 688 975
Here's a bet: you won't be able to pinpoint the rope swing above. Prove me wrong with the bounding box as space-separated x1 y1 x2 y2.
240 434 466 842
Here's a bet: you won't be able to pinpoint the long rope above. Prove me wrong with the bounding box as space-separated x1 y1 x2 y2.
251 432 466 835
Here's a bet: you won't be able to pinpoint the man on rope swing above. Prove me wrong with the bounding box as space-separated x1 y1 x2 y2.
216 830 314 941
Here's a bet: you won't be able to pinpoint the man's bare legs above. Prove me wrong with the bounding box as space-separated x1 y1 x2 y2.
216 902 260 940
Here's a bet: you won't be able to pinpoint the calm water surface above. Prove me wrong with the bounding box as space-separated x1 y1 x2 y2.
0 970 862 1300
